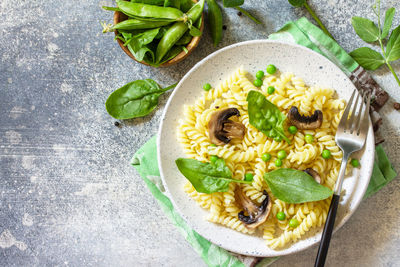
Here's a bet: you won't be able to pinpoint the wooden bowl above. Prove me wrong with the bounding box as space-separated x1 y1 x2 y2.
113 5 204 67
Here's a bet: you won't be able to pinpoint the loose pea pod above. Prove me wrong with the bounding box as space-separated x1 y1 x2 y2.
206 0 222 47
155 0 205 63
116 0 184 21
111 19 171 31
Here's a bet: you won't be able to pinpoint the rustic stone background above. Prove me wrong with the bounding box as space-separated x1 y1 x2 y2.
1 0 399 266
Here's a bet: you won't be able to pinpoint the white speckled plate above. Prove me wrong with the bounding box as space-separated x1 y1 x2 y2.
157 40 374 257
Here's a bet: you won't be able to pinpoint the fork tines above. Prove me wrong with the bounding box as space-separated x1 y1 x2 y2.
338 89 371 136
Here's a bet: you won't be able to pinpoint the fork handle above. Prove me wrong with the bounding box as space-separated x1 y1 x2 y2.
314 194 340 267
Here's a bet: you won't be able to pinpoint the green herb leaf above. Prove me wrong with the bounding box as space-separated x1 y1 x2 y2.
351 17 380 43
264 168 333 204
382 7 395 39
105 79 176 119
349 47 385 70
386 25 400 62
246 90 290 143
222 0 243 8
176 158 251 194
288 0 305 7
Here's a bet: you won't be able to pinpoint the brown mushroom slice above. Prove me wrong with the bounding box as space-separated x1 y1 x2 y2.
208 108 245 145
235 187 271 229
304 168 322 184
288 106 323 130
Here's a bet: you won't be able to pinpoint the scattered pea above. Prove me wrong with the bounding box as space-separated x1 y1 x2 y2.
351 158 360 167
277 150 287 159
256 70 264 79
209 143 217 147
210 155 218 163
245 173 254 182
267 86 275 94
289 218 299 228
275 158 283 167
266 64 277 74
305 134 314 144
253 79 263 87
262 153 271 162
322 149 331 159
288 125 297 134
203 83 212 91
276 211 286 221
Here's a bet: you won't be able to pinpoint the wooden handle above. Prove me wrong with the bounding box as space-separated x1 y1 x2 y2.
314 194 340 267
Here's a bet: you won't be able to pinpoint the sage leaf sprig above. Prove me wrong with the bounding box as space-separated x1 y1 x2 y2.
176 157 252 194
350 0 400 87
105 79 176 119
288 0 335 40
264 168 333 204
247 90 291 143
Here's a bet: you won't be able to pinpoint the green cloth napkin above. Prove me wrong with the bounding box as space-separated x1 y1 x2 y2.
131 17 397 267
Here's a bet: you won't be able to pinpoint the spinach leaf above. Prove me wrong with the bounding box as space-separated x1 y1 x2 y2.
264 168 333 204
382 7 395 39
386 25 400 62
246 90 290 143
105 79 176 119
124 28 160 62
351 17 380 43
176 158 252 194
349 47 385 70
222 0 243 8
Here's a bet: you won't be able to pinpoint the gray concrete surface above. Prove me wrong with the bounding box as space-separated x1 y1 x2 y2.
1 0 400 266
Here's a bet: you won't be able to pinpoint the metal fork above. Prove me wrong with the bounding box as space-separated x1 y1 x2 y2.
315 89 371 267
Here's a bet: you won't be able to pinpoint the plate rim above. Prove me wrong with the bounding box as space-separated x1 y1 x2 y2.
157 39 374 257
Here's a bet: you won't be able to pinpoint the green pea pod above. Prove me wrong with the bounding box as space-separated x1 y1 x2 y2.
116 0 184 20
206 0 222 47
180 0 195 12
112 19 171 30
164 0 180 9
175 31 192 45
131 0 164 5
155 0 204 63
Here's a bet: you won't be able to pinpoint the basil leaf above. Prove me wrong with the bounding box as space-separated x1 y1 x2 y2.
222 0 243 8
288 0 305 7
382 7 395 39
176 158 251 194
105 79 176 119
349 47 385 70
247 90 290 144
386 25 400 62
351 17 380 43
264 168 333 204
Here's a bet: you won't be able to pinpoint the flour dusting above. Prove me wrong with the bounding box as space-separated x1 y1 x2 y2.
0 230 27 251
22 213 34 227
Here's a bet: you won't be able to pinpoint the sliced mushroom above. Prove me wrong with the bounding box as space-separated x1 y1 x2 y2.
304 168 321 184
288 106 323 130
235 187 271 229
208 108 245 145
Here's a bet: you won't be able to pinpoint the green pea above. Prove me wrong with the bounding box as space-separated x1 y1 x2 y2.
244 173 254 182
277 150 287 159
266 64 277 74
322 149 331 159
276 211 286 221
256 70 264 79
203 83 212 91
267 86 275 94
262 153 271 162
209 143 217 148
305 134 314 144
253 79 263 87
288 125 297 134
275 136 282 142
351 159 360 167
210 155 218 163
275 159 282 167
289 218 299 228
